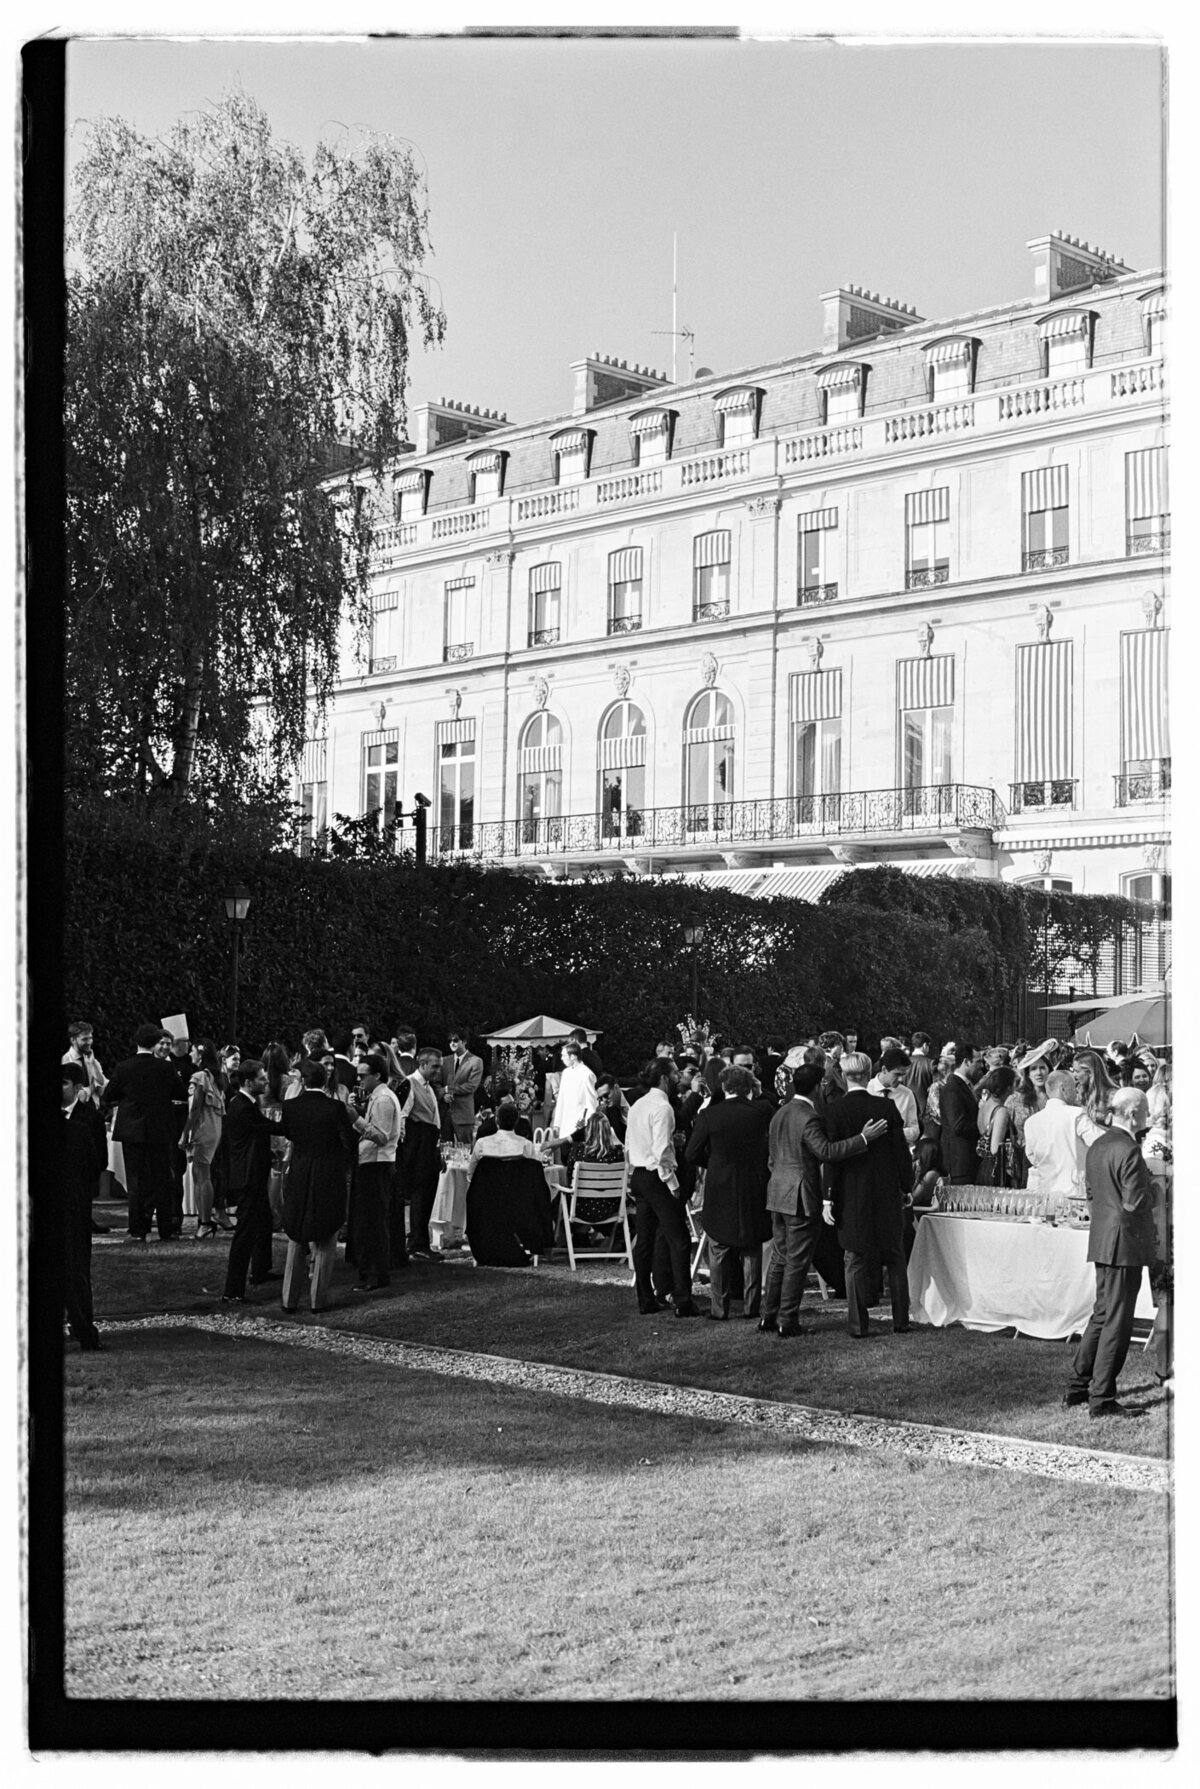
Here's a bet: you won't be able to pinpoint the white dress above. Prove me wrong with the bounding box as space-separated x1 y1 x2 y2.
551 1061 599 1139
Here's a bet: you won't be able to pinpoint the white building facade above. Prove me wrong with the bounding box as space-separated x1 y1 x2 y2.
299 230 1169 971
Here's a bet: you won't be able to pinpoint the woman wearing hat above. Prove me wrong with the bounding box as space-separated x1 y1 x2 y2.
1005 1041 1053 1188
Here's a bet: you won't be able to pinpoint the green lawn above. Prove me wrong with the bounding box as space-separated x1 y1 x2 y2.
66 1325 1172 1702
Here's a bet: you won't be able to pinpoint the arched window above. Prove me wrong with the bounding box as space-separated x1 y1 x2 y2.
517 712 564 845
597 701 647 839
683 690 735 830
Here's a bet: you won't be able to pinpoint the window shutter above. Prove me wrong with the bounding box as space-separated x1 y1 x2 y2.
905 488 950 526
1125 448 1167 521
1022 467 1069 513
436 719 476 746
792 669 842 723
897 655 955 709
1121 630 1170 760
1015 641 1074 781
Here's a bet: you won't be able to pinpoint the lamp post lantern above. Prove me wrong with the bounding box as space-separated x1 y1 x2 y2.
682 917 706 1017
222 883 251 1046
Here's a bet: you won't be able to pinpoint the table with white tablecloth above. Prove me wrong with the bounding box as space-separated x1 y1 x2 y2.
908 1213 1155 1340
431 1161 569 1250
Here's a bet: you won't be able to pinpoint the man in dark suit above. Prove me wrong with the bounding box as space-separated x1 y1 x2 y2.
685 1064 773 1319
937 1042 980 1184
277 1060 359 1312
761 1063 887 1336
820 1051 914 1337
62 1062 109 1349
1064 1088 1157 1419
102 1024 182 1241
442 1030 485 1144
221 1061 285 1303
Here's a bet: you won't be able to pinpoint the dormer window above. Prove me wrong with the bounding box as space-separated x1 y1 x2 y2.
925 338 977 401
817 362 867 425
713 386 762 448
466 447 506 505
549 426 593 486
393 467 429 522
629 407 675 468
1142 289 1166 358
1039 310 1094 377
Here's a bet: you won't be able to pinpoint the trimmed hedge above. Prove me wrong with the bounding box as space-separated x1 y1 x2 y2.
64 804 1091 1074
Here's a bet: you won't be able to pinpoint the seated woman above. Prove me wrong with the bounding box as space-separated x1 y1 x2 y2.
562 1111 627 1240
467 1102 538 1179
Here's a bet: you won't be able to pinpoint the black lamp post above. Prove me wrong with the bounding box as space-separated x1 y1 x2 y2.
682 916 706 1017
412 792 431 865
222 883 251 1046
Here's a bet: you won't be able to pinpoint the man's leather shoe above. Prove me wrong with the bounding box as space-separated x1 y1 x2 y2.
675 1303 701 1318
776 1322 803 1338
79 1338 106 1352
1062 1389 1089 1408
251 1272 283 1284
757 1318 777 1334
848 1328 870 1339
1088 1400 1145 1419
893 1324 912 1334
638 1301 669 1315
220 1294 246 1304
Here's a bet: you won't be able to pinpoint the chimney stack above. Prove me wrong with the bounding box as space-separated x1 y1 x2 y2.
1026 232 1132 301
412 399 508 457
820 285 923 354
570 353 670 415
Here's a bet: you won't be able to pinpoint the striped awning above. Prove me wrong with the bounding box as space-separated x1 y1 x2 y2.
609 547 643 584
1040 310 1091 341
629 407 673 436
905 488 950 526
465 448 504 473
712 386 760 414
362 727 399 750
676 859 975 901
549 427 591 455
1023 466 1069 513
394 468 427 495
372 587 399 612
897 654 955 710
518 744 563 774
1142 288 1166 321
301 738 327 784
926 338 973 366
529 562 561 594
1122 630 1170 760
1016 641 1074 781
1126 447 1167 520
684 724 735 745
798 507 837 532
598 732 647 769
793 668 842 723
436 719 476 746
817 362 865 391
694 530 731 568
445 576 475 592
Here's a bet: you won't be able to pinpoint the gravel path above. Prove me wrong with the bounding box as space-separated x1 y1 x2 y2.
103 1312 1170 1496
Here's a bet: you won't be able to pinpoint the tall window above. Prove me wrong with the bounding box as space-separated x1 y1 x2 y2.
598 701 647 839
713 388 760 447
1022 467 1069 572
1125 448 1169 556
1041 312 1092 376
897 656 954 802
608 548 643 635
438 722 476 848
1120 871 1171 991
550 428 592 486
516 712 563 844
1119 630 1170 803
926 339 975 401
630 409 674 467
393 469 428 521
819 364 866 425
683 690 735 831
298 737 328 856
444 576 476 662
792 670 842 803
905 489 950 589
1013 641 1075 811
467 450 504 505
370 586 399 673
797 508 838 604
363 733 399 830
528 563 561 647
693 531 731 621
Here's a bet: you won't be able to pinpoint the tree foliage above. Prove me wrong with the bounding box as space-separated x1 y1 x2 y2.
65 89 445 803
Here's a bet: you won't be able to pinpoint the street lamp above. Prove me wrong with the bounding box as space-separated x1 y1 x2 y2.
682 916 706 1017
222 883 251 1046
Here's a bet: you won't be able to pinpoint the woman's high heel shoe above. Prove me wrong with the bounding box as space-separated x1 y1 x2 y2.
195 1224 218 1239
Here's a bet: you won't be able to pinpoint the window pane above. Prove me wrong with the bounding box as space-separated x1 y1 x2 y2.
822 717 842 793
383 772 397 824
1050 506 1069 550
802 531 820 586
931 707 953 783
796 721 816 798
903 711 924 788
368 745 381 767
687 741 711 806
386 742 399 764
1027 510 1047 553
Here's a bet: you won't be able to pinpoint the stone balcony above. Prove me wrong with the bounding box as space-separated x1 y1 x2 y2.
370 358 1166 565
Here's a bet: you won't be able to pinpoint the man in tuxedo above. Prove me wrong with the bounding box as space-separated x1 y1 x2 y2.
685 1064 772 1319
102 1024 181 1241
1064 1089 1157 1419
221 1061 285 1303
820 1052 914 1337
937 1042 980 1184
399 1048 446 1260
442 1031 484 1144
568 1028 605 1080
62 1063 109 1349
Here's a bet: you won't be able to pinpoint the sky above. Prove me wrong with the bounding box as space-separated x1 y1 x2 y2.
65 32 1166 431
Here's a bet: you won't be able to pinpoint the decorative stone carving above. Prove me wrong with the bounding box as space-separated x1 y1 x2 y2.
1034 603 1054 641
1035 850 1053 875
830 843 865 865
1141 589 1164 629
445 687 462 718
805 637 824 667
532 675 549 710
372 700 389 730
746 495 781 517
612 664 632 698
915 621 935 658
1142 842 1165 871
700 651 719 688
486 549 515 568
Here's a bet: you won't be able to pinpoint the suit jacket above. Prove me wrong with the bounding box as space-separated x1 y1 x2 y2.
938 1073 980 1180
685 1096 772 1249
1085 1127 1158 1268
766 1096 867 1217
441 1050 484 1125
904 1054 935 1118
102 1052 181 1150
278 1091 358 1242
821 1087 913 1255
224 1089 283 1195
63 1098 109 1197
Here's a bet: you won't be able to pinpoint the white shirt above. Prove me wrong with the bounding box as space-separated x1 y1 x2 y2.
624 1087 677 1184
467 1129 540 1181
63 1045 105 1102
358 1082 402 1163
551 1060 599 1140
1023 1098 1090 1199
867 1076 920 1147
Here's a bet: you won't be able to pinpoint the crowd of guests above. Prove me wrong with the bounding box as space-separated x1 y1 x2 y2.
60 1016 1171 1412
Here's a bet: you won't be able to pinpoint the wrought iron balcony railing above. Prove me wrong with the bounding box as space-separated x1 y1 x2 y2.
607 614 643 636
692 599 730 622
527 626 561 648
1115 763 1171 805
798 582 838 606
1127 521 1170 557
1008 779 1077 813
398 782 1004 862
443 641 475 662
1022 547 1069 573
905 565 950 591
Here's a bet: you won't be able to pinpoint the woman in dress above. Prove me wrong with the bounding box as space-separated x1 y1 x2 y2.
976 1065 1016 1186
261 1041 298 1231
550 1042 598 1139
182 1038 226 1238
1004 1045 1051 1188
1070 1050 1114 1141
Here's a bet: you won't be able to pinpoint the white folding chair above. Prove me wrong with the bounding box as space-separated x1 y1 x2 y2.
685 1199 708 1283
558 1160 634 1271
